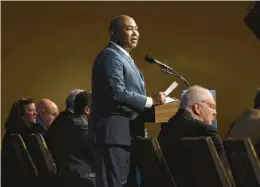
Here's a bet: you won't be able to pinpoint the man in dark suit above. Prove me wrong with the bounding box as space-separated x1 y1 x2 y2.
158 85 222 187
90 15 166 187
53 91 95 187
45 89 84 166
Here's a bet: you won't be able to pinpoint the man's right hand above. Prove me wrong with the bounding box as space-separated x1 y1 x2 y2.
152 92 166 106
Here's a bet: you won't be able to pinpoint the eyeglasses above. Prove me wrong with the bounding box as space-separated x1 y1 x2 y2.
44 110 58 117
201 101 216 110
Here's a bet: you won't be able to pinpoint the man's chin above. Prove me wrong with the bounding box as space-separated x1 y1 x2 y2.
129 43 138 50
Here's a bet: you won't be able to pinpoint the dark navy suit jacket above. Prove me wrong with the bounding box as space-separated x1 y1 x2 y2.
47 114 95 179
90 42 147 146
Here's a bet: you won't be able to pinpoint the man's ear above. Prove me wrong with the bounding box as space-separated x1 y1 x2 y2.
192 103 201 115
110 29 116 36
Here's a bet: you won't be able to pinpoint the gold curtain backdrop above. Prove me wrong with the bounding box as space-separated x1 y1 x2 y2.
1 1 259 139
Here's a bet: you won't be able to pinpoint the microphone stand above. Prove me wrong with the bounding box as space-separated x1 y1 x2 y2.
161 68 191 88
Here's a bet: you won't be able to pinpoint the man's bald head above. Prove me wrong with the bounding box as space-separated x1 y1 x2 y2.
109 15 139 52
66 88 85 112
180 85 213 109
36 98 59 128
180 85 216 125
109 15 132 33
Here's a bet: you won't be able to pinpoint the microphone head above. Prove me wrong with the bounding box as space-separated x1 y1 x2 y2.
145 55 156 63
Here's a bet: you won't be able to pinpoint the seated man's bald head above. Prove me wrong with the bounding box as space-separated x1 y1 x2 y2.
36 98 59 128
180 85 213 109
180 85 216 125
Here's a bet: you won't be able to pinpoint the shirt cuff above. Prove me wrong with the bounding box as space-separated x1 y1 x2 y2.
145 97 153 108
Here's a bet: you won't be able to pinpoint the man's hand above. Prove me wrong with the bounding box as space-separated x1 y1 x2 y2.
152 92 166 106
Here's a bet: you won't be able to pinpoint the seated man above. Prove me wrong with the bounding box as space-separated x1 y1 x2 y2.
158 85 221 154
158 85 223 186
226 87 260 155
45 88 84 163
35 98 59 134
53 91 95 187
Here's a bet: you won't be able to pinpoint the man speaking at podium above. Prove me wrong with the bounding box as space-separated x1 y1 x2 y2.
89 15 166 187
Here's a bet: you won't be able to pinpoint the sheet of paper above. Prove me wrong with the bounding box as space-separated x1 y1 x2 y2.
164 81 178 96
165 97 176 104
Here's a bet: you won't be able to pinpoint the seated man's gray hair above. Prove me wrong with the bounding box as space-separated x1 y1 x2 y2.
66 88 85 112
179 85 212 110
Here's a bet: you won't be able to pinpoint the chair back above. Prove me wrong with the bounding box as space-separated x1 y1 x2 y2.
223 138 260 187
133 137 177 187
181 137 232 187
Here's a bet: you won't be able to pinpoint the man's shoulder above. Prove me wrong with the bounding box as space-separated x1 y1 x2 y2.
195 120 217 132
47 111 72 130
168 112 216 132
97 43 125 60
167 110 196 126
55 110 72 121
180 115 216 131
69 115 88 127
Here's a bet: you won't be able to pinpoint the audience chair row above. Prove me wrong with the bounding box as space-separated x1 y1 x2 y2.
3 132 260 187
132 136 260 187
2 133 57 187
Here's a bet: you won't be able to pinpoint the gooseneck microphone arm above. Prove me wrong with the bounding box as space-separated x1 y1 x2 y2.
161 68 191 88
145 55 191 88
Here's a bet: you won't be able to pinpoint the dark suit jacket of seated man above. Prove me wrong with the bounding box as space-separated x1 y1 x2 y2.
158 85 223 187
50 91 95 187
57 114 95 187
89 15 166 187
45 89 84 165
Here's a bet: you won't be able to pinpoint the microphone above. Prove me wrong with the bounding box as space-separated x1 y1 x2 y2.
145 55 173 71
145 55 190 88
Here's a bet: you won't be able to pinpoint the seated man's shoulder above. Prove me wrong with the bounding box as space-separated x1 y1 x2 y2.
194 120 217 132
69 115 88 127
183 117 218 135
58 110 72 120
166 110 218 134
49 110 72 128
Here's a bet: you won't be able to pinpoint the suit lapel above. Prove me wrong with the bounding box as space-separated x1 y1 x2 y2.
108 43 146 94
131 62 146 94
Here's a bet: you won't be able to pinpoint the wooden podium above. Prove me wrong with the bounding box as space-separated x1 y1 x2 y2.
143 100 180 123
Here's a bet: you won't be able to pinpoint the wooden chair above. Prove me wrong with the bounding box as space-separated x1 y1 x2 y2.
1 134 39 187
181 137 232 187
223 138 260 187
26 133 57 186
132 136 177 187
